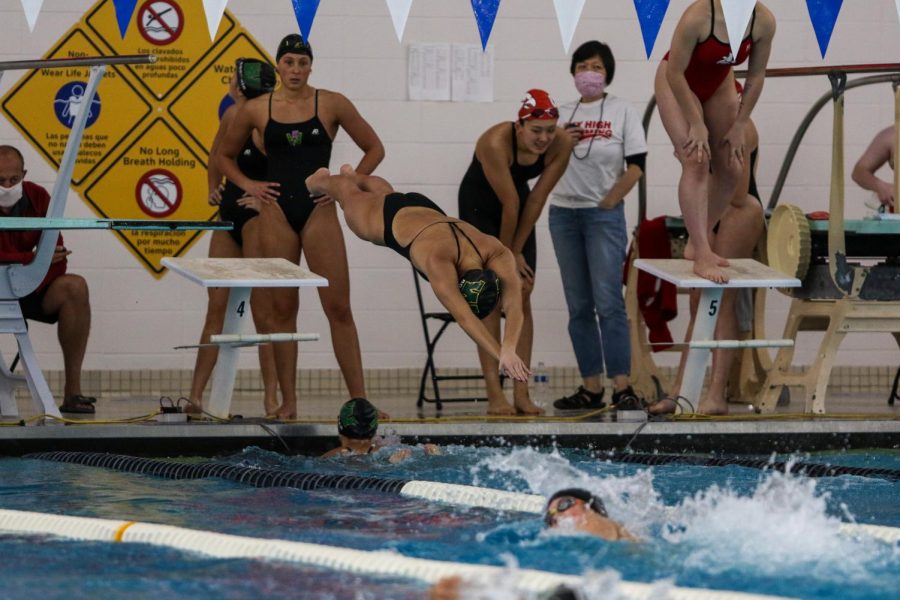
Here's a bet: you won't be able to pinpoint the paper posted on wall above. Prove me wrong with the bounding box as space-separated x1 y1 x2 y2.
408 43 493 102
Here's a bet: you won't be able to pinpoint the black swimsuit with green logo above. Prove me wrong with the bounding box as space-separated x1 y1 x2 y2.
263 90 332 232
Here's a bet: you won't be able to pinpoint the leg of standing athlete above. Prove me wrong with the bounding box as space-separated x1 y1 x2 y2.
654 62 730 283
301 203 367 402
244 203 301 419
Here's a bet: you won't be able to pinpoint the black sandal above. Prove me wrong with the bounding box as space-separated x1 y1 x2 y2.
552 386 605 410
59 394 96 414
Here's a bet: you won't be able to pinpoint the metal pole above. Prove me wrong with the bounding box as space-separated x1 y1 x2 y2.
0 55 155 71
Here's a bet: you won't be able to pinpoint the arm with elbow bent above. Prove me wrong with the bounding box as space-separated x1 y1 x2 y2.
332 92 385 175
477 129 520 249
216 100 280 202
426 255 530 382
512 136 571 256
852 126 896 210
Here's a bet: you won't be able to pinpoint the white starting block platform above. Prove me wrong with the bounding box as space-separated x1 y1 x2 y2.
162 257 327 419
634 259 801 409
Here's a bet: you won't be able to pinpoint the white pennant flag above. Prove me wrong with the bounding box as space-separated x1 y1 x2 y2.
721 0 757 61
553 0 586 54
385 0 414 42
896 0 900 23
20 0 44 32
202 0 229 40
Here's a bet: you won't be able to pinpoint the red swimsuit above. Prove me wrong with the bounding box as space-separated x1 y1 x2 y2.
664 0 755 103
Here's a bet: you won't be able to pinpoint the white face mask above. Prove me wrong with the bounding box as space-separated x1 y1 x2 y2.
0 181 23 208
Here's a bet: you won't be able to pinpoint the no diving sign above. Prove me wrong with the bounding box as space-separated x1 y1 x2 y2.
138 0 184 46
136 168 181 217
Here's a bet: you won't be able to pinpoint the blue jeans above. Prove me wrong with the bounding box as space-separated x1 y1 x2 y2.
549 204 631 378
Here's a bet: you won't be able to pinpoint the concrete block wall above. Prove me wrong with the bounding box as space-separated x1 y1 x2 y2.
0 0 897 375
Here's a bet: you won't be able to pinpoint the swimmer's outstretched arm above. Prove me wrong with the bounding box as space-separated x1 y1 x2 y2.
485 246 531 381
425 256 530 382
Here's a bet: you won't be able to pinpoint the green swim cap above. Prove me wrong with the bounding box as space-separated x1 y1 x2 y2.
458 269 500 320
338 398 378 439
235 58 276 99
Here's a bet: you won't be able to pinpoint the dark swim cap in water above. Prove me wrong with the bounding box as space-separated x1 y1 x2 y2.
545 488 608 520
338 398 378 439
458 269 500 320
276 33 313 62
235 58 276 99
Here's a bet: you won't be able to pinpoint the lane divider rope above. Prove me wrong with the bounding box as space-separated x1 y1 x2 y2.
0 508 792 600
26 452 900 544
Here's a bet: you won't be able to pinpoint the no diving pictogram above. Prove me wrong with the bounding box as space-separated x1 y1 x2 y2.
138 0 184 46
136 168 182 217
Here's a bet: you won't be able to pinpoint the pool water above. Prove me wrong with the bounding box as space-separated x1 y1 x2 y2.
0 446 897 599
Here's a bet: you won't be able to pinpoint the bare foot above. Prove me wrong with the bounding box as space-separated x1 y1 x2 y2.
693 253 729 283
513 397 545 416
274 403 297 420
698 397 728 416
263 396 279 418
184 400 203 415
377 408 391 420
647 397 677 416
487 399 516 416
684 240 729 267
304 167 330 196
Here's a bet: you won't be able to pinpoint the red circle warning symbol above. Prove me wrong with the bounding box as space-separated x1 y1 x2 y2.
138 0 184 46
136 169 182 217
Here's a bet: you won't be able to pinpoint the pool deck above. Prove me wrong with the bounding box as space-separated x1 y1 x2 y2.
1 391 898 456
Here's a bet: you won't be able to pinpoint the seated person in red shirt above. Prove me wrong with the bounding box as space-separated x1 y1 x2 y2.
0 145 93 414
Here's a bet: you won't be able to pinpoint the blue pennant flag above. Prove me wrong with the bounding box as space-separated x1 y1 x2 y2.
633 0 670 58
470 0 501 51
112 0 138 38
806 0 844 58
291 0 320 42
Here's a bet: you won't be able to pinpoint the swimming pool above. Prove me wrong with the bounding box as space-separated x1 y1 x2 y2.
0 446 897 599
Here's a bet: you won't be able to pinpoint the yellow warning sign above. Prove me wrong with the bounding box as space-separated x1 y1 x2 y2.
84 119 214 275
0 0 270 277
169 33 270 154
85 0 236 100
1 29 151 186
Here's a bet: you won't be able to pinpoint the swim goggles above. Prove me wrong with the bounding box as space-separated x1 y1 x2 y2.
544 496 583 526
524 106 559 120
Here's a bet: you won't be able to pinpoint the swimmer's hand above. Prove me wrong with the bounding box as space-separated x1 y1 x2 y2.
208 183 224 206
388 448 412 464
499 347 531 383
244 180 280 202
683 122 711 164
310 193 335 207
429 576 463 600
722 121 746 168
875 180 896 210
237 195 274 213
52 245 71 264
423 444 441 456
515 253 534 286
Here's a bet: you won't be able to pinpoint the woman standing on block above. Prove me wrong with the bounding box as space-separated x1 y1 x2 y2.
655 0 774 283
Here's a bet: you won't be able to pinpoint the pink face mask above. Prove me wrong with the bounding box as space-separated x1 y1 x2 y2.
574 71 606 99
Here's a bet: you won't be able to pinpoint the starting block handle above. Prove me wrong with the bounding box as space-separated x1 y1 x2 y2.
210 333 320 345
687 339 794 350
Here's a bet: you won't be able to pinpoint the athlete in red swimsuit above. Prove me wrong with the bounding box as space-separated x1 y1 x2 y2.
655 0 775 283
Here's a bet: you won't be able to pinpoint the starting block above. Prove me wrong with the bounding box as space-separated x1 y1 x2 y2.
162 257 327 419
634 259 800 409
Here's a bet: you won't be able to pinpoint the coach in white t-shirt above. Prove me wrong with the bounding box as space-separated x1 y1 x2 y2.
549 40 647 413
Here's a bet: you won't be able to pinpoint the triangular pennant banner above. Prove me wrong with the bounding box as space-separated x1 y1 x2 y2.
722 0 756 61
112 0 139 38
552 0 585 54
202 0 229 40
470 0 501 51
20 0 44 32
805 0 844 58
633 0 670 58
291 0 320 43
385 0 413 42
896 0 900 24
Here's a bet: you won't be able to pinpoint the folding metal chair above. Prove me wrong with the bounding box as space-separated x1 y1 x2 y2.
412 267 488 410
